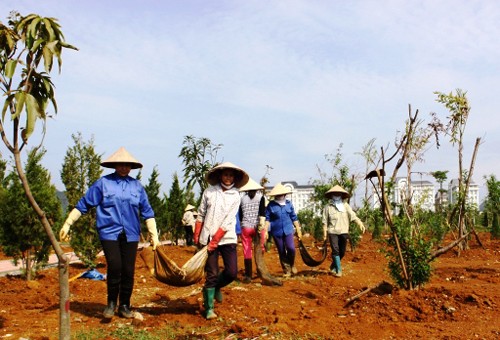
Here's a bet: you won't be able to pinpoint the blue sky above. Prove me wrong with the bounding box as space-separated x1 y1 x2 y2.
1 1 498 203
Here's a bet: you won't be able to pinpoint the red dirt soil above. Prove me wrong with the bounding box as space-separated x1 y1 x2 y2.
0 233 499 339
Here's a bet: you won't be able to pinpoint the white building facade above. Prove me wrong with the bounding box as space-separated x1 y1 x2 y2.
390 177 436 212
447 179 480 207
371 177 480 212
265 181 315 213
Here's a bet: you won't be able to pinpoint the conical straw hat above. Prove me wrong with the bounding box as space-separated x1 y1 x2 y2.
205 162 249 188
239 178 264 192
325 185 350 199
185 204 195 211
268 182 292 196
100 147 143 169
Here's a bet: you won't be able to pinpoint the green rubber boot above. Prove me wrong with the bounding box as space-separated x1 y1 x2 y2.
204 288 218 320
334 255 342 277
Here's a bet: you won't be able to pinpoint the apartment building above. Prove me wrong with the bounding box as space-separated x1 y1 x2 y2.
265 181 315 213
389 177 436 212
447 179 480 207
371 177 480 212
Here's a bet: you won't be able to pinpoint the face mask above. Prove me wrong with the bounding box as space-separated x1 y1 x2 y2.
221 183 234 190
275 195 286 205
331 195 344 212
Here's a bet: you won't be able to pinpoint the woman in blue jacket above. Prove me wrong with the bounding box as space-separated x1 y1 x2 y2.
59 147 159 319
264 183 302 277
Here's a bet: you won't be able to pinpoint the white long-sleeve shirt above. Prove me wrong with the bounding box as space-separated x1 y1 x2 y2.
197 184 240 246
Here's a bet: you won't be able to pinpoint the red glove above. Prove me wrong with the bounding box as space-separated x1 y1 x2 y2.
208 228 226 252
260 229 268 252
194 220 203 245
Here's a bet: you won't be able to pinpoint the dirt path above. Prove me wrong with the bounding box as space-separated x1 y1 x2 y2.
0 234 499 339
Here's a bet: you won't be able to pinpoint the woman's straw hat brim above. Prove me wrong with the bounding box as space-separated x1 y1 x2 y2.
185 204 195 211
239 178 264 192
205 162 249 188
325 185 350 199
268 182 292 197
100 147 143 169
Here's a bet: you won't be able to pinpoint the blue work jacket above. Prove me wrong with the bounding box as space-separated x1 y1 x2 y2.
265 200 298 237
76 172 154 242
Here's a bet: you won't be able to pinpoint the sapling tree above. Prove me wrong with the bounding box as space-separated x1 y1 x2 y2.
430 170 449 212
355 138 380 205
0 12 77 339
179 135 222 196
143 166 168 240
367 105 439 289
0 148 62 280
434 89 481 250
165 173 185 244
483 175 500 239
60 132 102 268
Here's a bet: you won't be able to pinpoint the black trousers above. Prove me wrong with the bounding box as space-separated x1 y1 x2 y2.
204 243 237 289
100 232 138 307
328 233 349 260
184 225 194 246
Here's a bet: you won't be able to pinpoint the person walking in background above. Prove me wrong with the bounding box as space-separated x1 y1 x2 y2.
264 182 302 277
182 204 197 246
59 147 160 319
238 178 266 283
194 162 249 320
322 185 366 277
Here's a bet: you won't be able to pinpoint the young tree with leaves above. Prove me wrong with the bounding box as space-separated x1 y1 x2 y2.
0 148 62 280
165 173 185 244
483 175 500 239
355 138 380 204
144 166 168 240
60 132 102 268
434 89 481 250
0 12 77 338
311 143 358 212
178 135 222 195
430 170 449 211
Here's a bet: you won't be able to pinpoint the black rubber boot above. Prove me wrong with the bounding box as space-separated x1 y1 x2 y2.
289 253 297 275
118 305 134 319
243 259 252 283
102 301 116 319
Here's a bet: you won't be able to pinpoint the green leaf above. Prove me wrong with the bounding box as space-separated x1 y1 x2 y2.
13 91 26 120
5 31 17 50
28 17 41 41
5 60 17 79
42 45 53 73
50 97 58 114
17 14 38 32
46 40 58 53
2 94 15 121
31 38 44 52
59 41 79 51
24 93 43 140
43 18 56 41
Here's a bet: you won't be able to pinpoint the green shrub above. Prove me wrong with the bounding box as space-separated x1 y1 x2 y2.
384 217 433 289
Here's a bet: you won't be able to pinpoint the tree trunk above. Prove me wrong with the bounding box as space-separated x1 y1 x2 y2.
13 151 71 339
26 249 32 281
429 232 470 261
458 137 480 251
